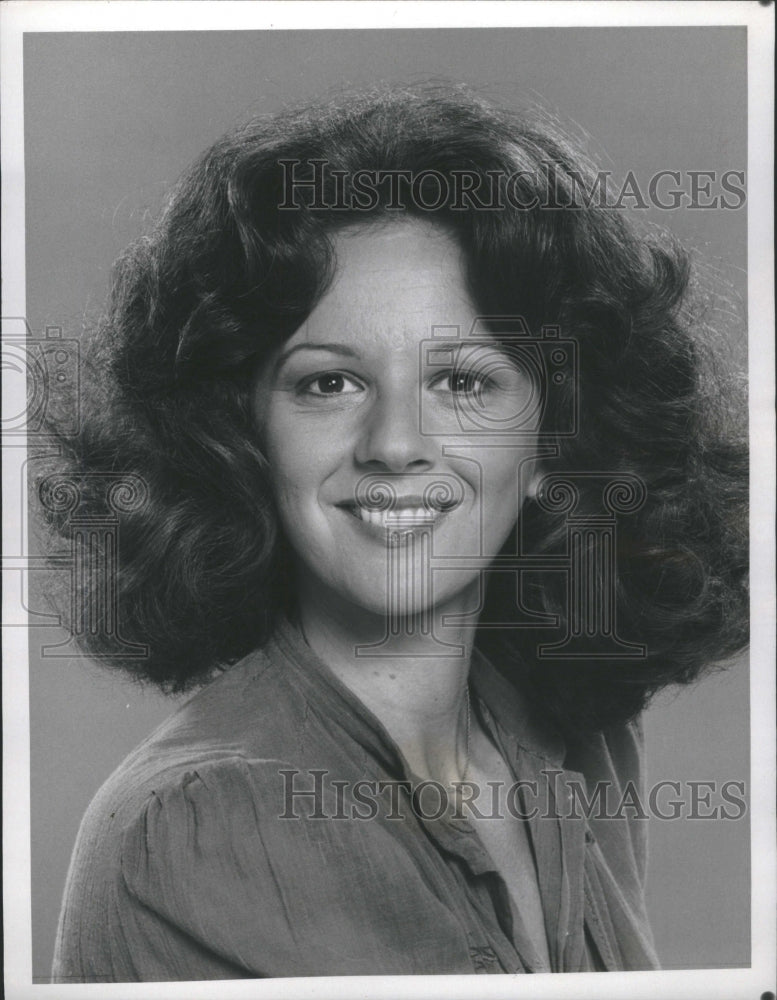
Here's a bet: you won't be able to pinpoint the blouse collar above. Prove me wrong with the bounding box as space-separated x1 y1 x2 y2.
268 617 567 773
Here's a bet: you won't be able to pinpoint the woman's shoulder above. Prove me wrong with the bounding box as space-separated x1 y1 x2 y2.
90 649 302 817
66 640 310 867
117 754 293 890
89 736 297 843
54 642 312 981
54 747 308 982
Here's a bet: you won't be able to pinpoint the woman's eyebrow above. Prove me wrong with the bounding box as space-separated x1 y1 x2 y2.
273 342 360 373
422 339 507 362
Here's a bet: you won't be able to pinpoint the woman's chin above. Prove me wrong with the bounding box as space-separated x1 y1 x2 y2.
298 568 481 635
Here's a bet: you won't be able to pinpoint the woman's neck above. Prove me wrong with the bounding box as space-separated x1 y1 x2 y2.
296 588 476 784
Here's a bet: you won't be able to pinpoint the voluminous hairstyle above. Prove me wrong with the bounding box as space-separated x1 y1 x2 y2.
41 84 748 736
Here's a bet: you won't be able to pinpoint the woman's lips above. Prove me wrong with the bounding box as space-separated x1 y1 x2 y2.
353 505 435 527
336 497 458 533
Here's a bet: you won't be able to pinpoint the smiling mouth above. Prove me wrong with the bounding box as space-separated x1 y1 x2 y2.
338 495 460 529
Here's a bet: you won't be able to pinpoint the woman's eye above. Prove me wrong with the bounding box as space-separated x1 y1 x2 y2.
301 372 362 397
434 370 491 396
450 372 481 394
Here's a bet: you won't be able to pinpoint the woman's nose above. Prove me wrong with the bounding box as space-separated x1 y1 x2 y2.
354 388 435 472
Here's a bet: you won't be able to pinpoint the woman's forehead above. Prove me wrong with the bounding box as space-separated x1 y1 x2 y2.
303 220 478 342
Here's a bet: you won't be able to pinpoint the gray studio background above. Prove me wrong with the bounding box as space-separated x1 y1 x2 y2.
24 28 748 979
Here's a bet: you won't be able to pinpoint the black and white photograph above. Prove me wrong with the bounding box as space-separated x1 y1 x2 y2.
2 3 774 999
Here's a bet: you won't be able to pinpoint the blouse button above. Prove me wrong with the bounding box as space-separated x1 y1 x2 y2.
470 946 499 972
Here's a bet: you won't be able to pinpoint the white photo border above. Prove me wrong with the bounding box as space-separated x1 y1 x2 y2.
2 3 774 999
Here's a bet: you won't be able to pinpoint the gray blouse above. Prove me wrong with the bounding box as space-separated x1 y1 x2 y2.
53 620 659 981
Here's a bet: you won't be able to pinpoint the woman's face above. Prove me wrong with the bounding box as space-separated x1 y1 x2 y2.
253 220 542 623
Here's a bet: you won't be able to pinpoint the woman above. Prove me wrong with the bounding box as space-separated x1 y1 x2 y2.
45 85 748 980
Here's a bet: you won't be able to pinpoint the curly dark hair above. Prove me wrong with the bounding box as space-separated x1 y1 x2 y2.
39 83 748 736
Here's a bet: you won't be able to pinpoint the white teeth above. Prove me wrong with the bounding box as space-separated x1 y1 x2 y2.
353 505 439 526
393 507 427 520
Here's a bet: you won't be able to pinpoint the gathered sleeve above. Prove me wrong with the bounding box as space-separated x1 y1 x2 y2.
115 754 460 980
118 756 305 980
